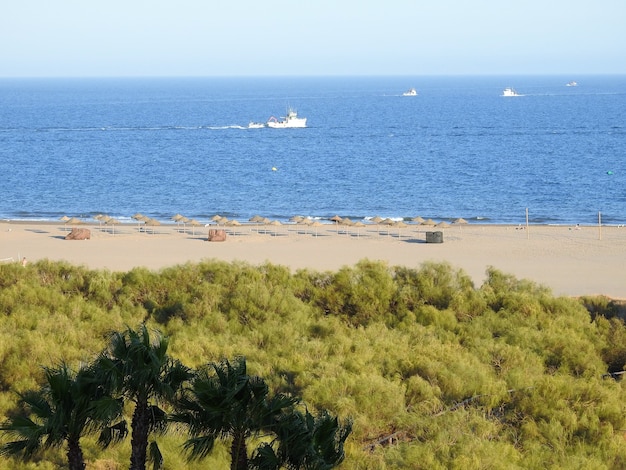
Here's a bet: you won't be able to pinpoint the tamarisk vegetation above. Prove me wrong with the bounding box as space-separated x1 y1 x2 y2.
0 259 625 468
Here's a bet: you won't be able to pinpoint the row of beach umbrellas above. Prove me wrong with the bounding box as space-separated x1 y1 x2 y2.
59 213 469 237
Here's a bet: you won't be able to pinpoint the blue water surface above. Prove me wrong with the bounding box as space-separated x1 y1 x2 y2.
1 75 624 224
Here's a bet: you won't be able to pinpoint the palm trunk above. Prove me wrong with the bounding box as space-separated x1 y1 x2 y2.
67 436 86 470
130 399 149 470
230 431 248 470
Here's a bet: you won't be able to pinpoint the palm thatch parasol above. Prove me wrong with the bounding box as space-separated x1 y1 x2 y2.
224 219 241 236
379 218 394 236
452 218 468 229
105 217 120 235
394 221 408 240
189 219 203 236
353 221 365 238
172 214 185 232
59 215 71 231
297 218 313 235
93 214 106 230
330 215 343 233
412 216 425 224
144 218 161 234
310 221 324 237
269 219 283 236
132 214 149 231
340 218 354 236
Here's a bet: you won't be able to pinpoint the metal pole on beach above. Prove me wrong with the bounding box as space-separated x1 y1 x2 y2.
598 211 602 240
525 208 529 239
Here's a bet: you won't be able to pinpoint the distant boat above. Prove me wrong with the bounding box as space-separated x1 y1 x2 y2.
266 108 307 128
402 88 418 96
248 108 307 129
566 81 578 87
502 87 521 97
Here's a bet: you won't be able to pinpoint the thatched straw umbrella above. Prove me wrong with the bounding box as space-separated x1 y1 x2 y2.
340 217 354 236
436 221 450 228
380 218 395 236
412 216 425 224
296 218 312 235
144 218 161 234
353 221 365 238
422 218 437 226
93 214 105 230
453 218 468 230
224 219 241 236
59 215 71 231
171 213 184 231
105 217 120 235
330 215 342 233
310 221 324 237
189 219 203 236
269 219 283 236
132 213 146 230
394 221 408 240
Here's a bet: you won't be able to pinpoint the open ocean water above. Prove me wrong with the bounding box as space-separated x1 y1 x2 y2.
1 75 625 225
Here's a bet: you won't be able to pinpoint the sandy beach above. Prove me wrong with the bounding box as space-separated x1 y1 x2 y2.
2 220 625 299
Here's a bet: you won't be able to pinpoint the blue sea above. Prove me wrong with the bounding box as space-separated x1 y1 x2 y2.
1 75 625 225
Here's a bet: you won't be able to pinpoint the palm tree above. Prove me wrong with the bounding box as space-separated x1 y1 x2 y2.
94 325 192 470
172 356 298 470
250 409 352 470
0 362 125 470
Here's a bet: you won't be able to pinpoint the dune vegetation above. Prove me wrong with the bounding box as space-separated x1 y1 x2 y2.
0 258 625 469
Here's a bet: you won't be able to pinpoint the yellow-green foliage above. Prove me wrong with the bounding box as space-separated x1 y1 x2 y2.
1 259 626 469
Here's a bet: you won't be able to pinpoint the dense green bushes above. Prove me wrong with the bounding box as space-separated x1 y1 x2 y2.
1 258 625 468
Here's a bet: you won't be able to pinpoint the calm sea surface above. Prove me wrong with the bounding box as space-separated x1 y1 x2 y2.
1 76 625 225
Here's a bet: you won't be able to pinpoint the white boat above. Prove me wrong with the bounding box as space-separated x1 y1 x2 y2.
566 81 578 87
402 88 418 96
266 108 307 128
502 87 521 97
248 122 265 129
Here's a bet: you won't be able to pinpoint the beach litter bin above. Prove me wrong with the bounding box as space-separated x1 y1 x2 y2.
426 231 443 243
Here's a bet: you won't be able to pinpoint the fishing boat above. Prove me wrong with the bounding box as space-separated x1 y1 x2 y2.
266 108 307 128
566 81 578 87
402 88 418 96
502 87 521 97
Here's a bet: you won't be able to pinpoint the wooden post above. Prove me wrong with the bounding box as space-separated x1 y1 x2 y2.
598 211 602 240
526 208 529 239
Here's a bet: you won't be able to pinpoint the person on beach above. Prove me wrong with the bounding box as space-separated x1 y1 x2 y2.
21 257 27 267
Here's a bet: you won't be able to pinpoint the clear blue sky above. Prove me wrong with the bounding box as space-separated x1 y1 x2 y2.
1 0 624 77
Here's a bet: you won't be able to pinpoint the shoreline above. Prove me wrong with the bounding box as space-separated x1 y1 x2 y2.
2 219 625 299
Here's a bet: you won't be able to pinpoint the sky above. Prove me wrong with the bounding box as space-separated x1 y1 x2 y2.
1 0 625 77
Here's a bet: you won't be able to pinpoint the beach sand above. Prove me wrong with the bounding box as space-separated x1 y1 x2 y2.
2 220 625 299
